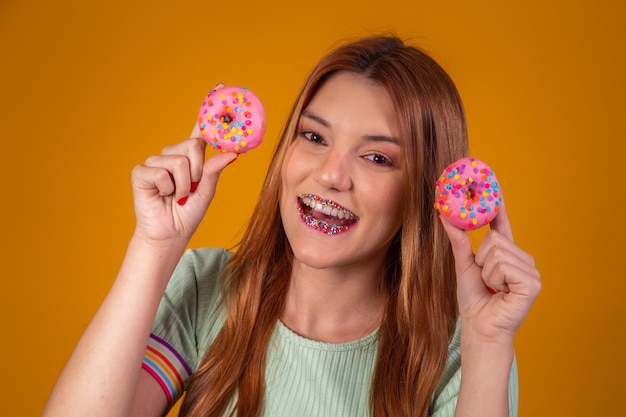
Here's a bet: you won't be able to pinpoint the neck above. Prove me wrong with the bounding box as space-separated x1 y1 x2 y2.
280 261 386 343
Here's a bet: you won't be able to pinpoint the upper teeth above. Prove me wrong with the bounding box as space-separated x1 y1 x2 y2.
302 196 354 220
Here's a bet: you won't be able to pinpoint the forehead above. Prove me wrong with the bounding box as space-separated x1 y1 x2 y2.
302 72 400 138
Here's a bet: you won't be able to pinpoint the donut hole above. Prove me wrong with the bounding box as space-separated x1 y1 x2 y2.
220 113 233 124
466 185 478 202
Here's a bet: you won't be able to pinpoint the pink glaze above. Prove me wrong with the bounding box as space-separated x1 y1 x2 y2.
434 157 501 230
197 86 265 153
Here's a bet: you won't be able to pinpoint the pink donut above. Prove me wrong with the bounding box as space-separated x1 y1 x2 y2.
197 86 265 153
434 157 502 230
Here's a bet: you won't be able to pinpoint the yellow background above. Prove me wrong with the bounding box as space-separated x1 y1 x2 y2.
1 0 624 416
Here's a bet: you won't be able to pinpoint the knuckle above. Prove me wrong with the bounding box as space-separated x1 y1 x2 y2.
494 259 508 276
130 164 143 182
154 167 173 184
172 155 190 171
490 246 507 266
483 230 502 250
144 155 159 165
530 278 542 297
160 144 174 155
189 137 206 151
161 138 205 157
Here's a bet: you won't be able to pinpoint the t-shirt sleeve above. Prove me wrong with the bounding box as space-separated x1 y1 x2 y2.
429 322 519 417
141 247 233 408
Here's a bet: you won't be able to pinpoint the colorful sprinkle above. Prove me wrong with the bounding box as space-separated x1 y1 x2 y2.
433 157 502 230
197 85 265 153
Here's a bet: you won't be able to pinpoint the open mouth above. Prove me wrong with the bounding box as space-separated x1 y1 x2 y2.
297 193 359 235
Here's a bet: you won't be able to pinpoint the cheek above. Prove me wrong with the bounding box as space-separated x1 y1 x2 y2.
282 147 311 185
371 181 404 226
363 173 403 204
280 147 306 205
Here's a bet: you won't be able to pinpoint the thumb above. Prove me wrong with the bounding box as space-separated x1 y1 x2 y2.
195 152 239 200
440 216 475 277
190 121 201 139
440 215 494 300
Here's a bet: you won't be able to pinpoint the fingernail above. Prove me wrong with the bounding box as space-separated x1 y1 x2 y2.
227 155 239 166
177 196 188 206
190 182 199 193
486 286 498 294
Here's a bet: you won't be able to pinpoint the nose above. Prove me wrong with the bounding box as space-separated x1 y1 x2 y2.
313 148 352 191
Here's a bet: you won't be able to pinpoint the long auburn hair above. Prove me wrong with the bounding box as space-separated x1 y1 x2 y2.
180 35 468 417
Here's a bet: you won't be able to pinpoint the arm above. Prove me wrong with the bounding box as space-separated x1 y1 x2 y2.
441 200 541 417
42 138 238 417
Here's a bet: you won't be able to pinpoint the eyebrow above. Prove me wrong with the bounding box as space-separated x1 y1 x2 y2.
301 110 401 145
302 110 330 128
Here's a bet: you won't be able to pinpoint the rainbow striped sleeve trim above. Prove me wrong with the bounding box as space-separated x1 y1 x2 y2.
142 333 193 407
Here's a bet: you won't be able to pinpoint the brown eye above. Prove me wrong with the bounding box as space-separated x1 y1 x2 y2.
364 153 393 167
302 131 325 144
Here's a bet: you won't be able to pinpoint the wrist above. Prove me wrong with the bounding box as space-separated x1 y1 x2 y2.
456 336 514 417
118 234 189 290
460 316 516 346
129 230 190 254
460 321 515 365
460 325 515 370
461 337 515 364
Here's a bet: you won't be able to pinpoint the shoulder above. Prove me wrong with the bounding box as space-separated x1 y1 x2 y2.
176 247 234 278
167 247 233 294
166 247 234 319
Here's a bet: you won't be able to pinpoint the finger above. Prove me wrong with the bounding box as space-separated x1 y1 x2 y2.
475 229 538 295
131 164 176 197
182 138 207 190
195 152 239 200
475 230 536 271
143 154 192 203
440 216 498 302
480 251 526 292
486 259 541 299
489 196 514 242
161 138 207 193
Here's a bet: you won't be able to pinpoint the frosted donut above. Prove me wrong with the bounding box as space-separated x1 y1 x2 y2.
434 157 502 230
197 85 265 153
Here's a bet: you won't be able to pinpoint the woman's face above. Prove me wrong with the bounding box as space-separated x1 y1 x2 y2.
280 71 405 273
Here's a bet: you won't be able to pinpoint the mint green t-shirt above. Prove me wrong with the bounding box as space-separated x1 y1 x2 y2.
142 248 518 416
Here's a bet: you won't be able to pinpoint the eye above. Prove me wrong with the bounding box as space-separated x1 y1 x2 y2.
363 153 394 167
301 130 326 144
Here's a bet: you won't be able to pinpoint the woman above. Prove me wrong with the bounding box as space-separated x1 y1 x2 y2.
43 35 540 417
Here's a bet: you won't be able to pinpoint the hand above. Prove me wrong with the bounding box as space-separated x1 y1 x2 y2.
131 137 238 245
440 199 541 345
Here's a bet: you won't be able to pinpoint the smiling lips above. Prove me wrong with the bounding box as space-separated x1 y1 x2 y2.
297 194 359 235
